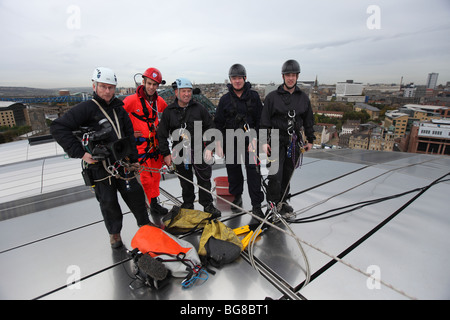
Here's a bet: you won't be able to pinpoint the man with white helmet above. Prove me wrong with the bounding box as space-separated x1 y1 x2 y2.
51 67 152 248
123 67 168 217
157 78 221 217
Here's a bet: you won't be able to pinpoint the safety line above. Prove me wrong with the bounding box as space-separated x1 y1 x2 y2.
290 157 439 217
168 161 443 300
2 151 446 300
287 165 369 198
32 256 133 300
0 217 113 255
240 250 305 300
290 172 449 299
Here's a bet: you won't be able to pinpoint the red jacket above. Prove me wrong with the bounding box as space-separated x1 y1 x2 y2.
123 85 167 156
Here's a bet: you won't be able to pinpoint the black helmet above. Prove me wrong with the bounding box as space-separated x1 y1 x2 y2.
228 64 247 78
282 59 301 74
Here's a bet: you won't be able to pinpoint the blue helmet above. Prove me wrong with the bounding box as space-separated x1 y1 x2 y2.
175 78 193 89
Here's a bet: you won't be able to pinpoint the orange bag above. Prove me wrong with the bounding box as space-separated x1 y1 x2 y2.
131 225 201 278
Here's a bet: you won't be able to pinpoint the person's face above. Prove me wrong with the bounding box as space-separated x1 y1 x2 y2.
143 78 159 97
283 73 299 89
230 76 245 91
176 88 192 107
94 82 116 102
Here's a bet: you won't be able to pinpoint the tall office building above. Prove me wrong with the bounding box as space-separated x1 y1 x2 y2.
336 80 363 96
426 73 439 89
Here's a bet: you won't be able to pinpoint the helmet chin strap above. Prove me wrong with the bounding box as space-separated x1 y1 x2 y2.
233 85 245 93
283 81 296 90
93 85 113 105
231 77 246 93
283 74 299 91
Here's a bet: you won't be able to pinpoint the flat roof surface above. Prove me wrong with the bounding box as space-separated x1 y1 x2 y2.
0 140 449 300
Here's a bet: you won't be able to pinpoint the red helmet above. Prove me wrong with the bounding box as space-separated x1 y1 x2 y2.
142 67 165 84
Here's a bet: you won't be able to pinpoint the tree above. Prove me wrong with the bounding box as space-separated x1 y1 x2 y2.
342 110 370 123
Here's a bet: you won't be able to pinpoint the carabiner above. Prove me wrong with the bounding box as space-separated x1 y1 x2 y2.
108 164 119 177
287 127 294 136
182 133 190 148
82 133 89 147
178 123 187 137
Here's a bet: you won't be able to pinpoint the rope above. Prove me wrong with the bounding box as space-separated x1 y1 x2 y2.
79 149 446 299
288 157 439 218
156 154 442 300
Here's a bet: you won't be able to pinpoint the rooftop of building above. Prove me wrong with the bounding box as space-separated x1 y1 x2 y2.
0 139 449 300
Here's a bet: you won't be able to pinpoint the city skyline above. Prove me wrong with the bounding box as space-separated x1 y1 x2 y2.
1 0 449 88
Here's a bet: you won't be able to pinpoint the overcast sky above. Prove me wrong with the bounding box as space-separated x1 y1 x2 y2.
1 0 449 88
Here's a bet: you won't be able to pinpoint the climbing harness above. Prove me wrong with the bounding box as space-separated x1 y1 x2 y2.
287 110 296 159
178 123 191 170
131 95 161 164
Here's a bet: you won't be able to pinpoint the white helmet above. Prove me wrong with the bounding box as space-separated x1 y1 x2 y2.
91 67 118 85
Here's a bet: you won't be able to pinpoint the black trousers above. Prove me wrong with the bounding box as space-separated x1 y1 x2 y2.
90 164 150 235
266 142 300 204
175 162 213 208
226 142 264 207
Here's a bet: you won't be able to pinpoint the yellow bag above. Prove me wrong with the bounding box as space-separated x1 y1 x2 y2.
163 206 212 234
198 219 243 268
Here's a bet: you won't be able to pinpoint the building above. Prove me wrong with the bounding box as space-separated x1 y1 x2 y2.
341 120 360 135
384 110 409 138
313 124 336 145
314 111 344 119
27 106 48 134
426 73 439 90
348 133 370 150
347 127 394 152
0 101 55 134
368 131 395 151
0 109 16 128
336 80 364 96
398 104 449 119
0 101 29 127
335 80 366 103
384 104 448 138
407 119 450 155
354 103 380 120
403 84 416 98
340 121 394 152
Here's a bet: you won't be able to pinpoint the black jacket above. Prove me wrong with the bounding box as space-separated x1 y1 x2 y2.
261 85 315 144
214 82 263 134
157 98 214 157
50 92 139 162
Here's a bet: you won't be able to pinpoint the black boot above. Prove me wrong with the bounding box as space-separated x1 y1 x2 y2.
109 234 123 249
150 197 168 215
231 194 243 213
280 202 294 216
180 202 194 209
252 206 264 219
204 203 221 219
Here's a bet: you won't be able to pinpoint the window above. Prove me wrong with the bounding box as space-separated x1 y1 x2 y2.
417 142 428 152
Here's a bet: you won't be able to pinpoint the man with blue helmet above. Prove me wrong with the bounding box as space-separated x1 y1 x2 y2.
157 78 221 217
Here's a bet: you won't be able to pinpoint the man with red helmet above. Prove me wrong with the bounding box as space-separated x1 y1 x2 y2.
123 67 168 216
